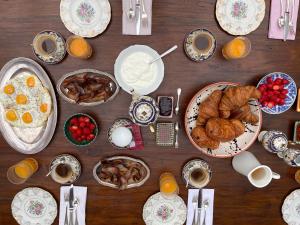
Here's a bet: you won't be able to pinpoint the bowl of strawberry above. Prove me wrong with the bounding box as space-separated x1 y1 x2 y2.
257 72 297 114
64 113 98 146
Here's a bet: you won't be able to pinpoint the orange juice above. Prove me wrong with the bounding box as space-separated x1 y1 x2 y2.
7 158 38 184
160 172 179 196
222 37 251 60
66 35 92 59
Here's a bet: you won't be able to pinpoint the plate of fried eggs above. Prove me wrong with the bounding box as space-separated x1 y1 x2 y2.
0 57 57 154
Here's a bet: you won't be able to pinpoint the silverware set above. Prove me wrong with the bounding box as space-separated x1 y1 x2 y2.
192 189 209 225
64 185 80 225
127 0 148 34
278 0 296 41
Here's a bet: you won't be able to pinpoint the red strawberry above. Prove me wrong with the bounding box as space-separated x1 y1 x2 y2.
273 85 280 90
281 89 288 95
79 122 86 128
83 128 91 135
282 79 290 85
267 102 275 108
278 99 285 105
266 77 273 83
267 84 273 89
274 78 282 85
279 93 287 99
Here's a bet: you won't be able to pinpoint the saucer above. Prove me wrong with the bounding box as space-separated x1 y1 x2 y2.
184 29 216 62
32 30 66 64
108 118 133 149
49 154 81 184
182 159 212 189
129 96 159 126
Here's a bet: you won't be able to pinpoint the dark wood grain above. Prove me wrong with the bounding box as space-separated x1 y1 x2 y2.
0 0 300 224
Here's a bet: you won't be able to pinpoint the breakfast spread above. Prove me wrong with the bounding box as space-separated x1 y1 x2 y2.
191 86 261 149
0 72 52 128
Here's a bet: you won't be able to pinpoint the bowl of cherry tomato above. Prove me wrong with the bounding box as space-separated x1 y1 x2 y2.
64 113 98 146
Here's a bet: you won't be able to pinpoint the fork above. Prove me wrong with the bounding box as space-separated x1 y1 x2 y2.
64 193 69 225
140 0 148 27
192 195 198 225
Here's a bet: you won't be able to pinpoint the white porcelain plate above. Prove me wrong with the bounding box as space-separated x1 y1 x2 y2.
11 187 57 225
60 0 111 38
114 45 165 96
143 192 187 225
184 82 262 158
282 189 300 225
216 0 265 35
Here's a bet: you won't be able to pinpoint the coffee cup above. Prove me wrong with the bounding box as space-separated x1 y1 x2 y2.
50 163 74 184
232 151 280 188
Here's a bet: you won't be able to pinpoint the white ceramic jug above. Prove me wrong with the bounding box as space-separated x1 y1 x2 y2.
232 151 280 188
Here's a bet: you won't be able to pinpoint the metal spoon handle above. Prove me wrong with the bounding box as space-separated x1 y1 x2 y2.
75 208 79 225
149 45 178 64
64 205 68 225
202 208 207 225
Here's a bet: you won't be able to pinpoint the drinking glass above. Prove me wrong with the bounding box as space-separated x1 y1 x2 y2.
222 37 251 60
159 172 179 197
66 35 92 59
7 158 38 184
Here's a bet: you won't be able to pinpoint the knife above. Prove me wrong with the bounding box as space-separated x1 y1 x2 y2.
135 0 141 35
197 189 202 225
284 0 291 41
69 184 74 225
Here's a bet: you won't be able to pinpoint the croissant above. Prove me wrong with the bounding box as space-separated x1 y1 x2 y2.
196 90 222 126
205 118 245 142
230 104 259 125
219 86 261 117
191 126 220 149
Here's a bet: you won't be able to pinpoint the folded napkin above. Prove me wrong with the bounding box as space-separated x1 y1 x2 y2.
127 124 144 150
269 0 299 40
122 0 152 35
59 186 87 225
186 189 215 225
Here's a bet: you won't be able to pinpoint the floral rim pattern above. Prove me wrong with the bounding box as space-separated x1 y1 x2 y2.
282 189 300 225
60 0 111 38
11 187 57 225
143 192 187 225
216 0 265 35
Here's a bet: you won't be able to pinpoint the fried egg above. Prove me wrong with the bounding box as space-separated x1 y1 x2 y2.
0 72 52 128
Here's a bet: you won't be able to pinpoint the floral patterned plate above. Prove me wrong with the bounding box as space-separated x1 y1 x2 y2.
282 189 300 225
216 0 265 35
143 192 187 225
184 82 262 158
11 187 57 225
257 72 297 114
60 0 111 38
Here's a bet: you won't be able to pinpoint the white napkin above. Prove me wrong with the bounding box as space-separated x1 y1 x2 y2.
186 189 215 225
59 186 87 225
122 0 152 35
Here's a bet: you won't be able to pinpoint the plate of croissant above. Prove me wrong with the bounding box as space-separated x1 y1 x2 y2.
185 82 262 158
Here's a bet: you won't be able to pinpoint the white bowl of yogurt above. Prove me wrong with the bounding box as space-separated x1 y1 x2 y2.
114 45 164 96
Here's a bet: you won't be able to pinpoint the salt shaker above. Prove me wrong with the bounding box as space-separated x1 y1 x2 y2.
278 148 300 167
258 130 288 154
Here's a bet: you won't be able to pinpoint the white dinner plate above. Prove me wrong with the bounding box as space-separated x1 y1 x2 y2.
216 0 265 35
60 0 111 38
114 45 165 96
282 189 300 225
11 187 57 225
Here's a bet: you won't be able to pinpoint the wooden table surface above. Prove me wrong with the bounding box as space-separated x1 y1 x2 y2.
0 0 300 224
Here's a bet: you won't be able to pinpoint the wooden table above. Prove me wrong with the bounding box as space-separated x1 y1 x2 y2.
0 0 300 224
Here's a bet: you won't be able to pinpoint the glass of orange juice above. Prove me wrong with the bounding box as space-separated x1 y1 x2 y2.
66 35 92 59
222 37 251 60
7 158 38 184
159 172 179 197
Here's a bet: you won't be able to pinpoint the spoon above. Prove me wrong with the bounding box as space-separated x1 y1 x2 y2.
175 88 182 115
149 45 178 64
46 158 65 177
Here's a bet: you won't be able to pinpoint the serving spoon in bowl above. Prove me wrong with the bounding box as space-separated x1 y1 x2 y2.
149 45 178 64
